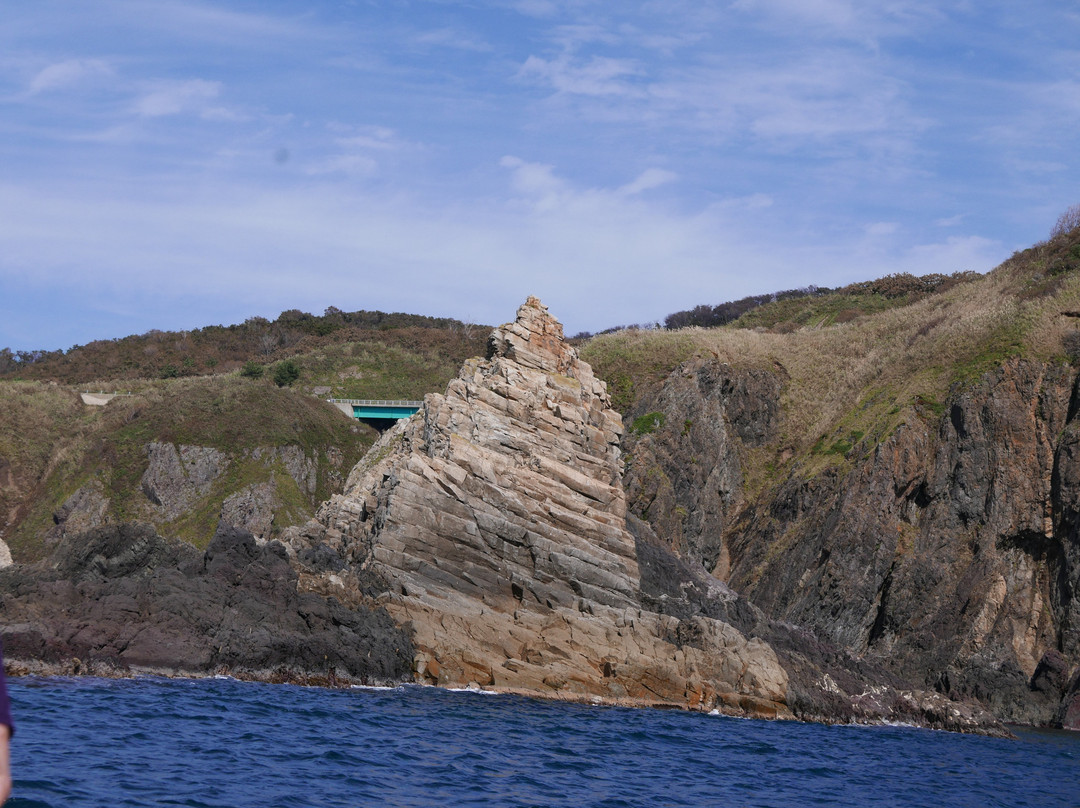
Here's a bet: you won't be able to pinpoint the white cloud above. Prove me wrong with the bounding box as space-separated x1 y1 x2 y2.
501 155 565 196
733 0 857 30
305 153 379 177
518 53 643 96
305 127 408 176
134 79 222 117
618 168 677 196
682 54 922 144
26 58 113 95
106 0 330 47
549 24 622 49
200 106 248 123
508 0 562 19
335 128 399 151
414 27 492 51
865 221 899 236
730 0 942 43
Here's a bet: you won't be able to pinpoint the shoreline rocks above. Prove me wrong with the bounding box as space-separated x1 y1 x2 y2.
0 521 414 685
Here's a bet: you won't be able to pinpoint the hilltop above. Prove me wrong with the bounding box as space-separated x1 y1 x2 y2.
0 307 487 388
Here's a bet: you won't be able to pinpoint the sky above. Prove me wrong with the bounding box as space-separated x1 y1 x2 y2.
2 1 1080 351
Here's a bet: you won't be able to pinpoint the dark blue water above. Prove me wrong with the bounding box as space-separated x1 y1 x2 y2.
6 677 1079 808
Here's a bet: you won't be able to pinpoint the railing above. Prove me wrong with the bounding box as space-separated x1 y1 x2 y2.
327 398 424 407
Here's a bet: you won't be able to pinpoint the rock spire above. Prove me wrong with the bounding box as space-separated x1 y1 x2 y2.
292 297 789 712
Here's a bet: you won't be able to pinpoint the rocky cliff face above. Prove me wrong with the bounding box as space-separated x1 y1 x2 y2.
623 355 782 577
0 379 364 563
288 298 790 714
624 355 1080 728
0 299 1010 732
0 521 413 683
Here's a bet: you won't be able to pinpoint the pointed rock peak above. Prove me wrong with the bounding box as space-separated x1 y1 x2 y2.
486 296 576 375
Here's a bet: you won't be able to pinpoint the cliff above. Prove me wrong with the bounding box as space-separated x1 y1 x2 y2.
623 354 1080 728
0 377 372 562
0 521 414 683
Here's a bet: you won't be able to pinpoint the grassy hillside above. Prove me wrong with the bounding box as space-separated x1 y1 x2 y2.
0 320 490 562
7 223 1079 564
1 307 488 386
582 224 1080 484
0 377 370 561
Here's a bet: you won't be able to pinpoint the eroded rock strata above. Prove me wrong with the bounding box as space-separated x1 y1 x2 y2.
0 298 1011 732
285 298 789 714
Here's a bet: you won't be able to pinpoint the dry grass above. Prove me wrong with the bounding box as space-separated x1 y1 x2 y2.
0 373 376 560
584 231 1080 460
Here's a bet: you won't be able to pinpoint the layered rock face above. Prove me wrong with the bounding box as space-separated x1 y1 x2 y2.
292 298 789 713
0 522 414 683
625 356 1080 727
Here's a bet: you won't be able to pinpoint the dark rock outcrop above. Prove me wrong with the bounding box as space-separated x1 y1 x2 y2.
0 521 413 684
632 514 999 732
625 355 1080 728
623 356 782 575
141 443 229 520
46 480 110 545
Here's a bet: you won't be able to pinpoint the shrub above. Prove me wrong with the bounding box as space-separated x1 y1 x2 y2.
160 364 179 379
1063 331 1080 362
1051 204 1080 240
273 359 301 387
240 361 264 379
631 411 666 435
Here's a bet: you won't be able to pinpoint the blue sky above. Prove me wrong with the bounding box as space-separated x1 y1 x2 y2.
2 1 1079 351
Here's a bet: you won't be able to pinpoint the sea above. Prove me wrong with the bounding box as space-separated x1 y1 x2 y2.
5 676 1079 807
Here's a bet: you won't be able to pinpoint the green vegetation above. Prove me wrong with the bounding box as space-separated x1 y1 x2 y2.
812 429 866 457
579 331 699 411
273 359 301 387
661 272 979 332
0 375 380 560
289 339 476 402
631 412 666 435
0 307 488 385
0 305 491 563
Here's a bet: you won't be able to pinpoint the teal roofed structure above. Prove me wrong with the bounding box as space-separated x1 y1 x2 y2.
328 399 422 423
